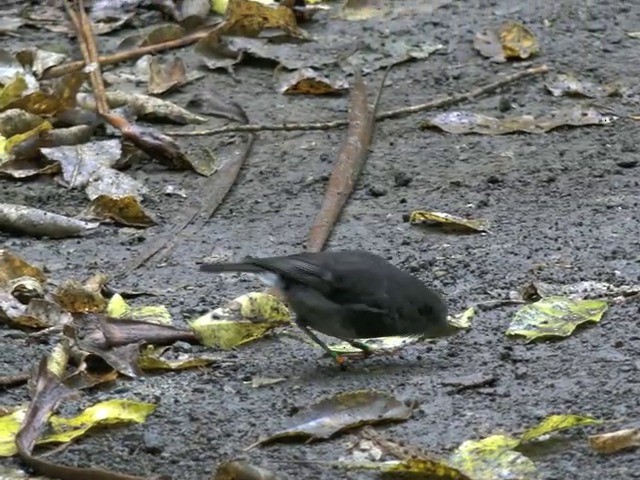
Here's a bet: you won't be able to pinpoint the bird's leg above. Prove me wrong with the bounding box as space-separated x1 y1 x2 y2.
347 339 373 356
295 321 346 368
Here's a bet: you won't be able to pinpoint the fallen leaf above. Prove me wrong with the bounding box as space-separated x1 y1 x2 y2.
251 390 413 447
339 0 389 21
506 296 608 341
519 280 640 302
214 461 280 480
0 203 99 238
589 428 640 454
277 68 349 95
77 91 207 125
545 73 621 98
138 345 216 371
40 139 123 189
519 414 602 442
421 108 617 135
85 194 155 228
148 56 200 95
474 21 538 62
409 210 489 233
106 293 172 325
54 278 107 313
221 0 308 39
190 292 291 349
0 250 45 286
449 307 475 329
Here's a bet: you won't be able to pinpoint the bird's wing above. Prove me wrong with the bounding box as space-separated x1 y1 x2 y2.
249 254 334 292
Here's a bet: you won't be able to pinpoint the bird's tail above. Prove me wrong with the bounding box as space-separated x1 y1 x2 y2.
199 262 264 274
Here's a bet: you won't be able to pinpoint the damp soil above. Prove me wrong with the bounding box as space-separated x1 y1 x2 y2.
2 1 640 479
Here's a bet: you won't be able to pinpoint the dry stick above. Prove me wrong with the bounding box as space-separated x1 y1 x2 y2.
115 133 256 277
41 22 223 80
75 0 110 114
169 64 550 137
306 66 390 252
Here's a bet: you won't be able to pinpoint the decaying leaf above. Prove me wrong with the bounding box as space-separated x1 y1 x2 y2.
118 24 186 50
337 414 600 480
409 210 489 233
54 276 108 313
106 293 172 325
421 108 617 135
0 203 99 238
77 91 208 125
85 194 155 228
16 48 67 79
545 73 622 98
449 307 475 329
138 345 216 371
40 139 122 189
474 21 538 62
148 56 202 95
0 250 45 286
190 292 291 349
0 109 45 138
214 461 280 480
506 296 608 341
448 414 600 480
339 0 389 21
1 399 156 457
7 276 44 304
251 390 413 447
6 72 86 116
518 280 640 302
589 427 640 454
221 0 308 39
0 120 52 166
277 68 349 95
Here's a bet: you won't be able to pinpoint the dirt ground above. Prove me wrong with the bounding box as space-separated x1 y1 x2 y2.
2 1 640 479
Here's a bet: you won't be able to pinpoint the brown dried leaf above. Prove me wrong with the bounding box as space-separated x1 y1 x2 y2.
54 278 107 313
589 428 640 454
0 249 46 286
474 21 538 62
214 461 279 480
221 0 308 39
277 68 349 95
118 24 186 50
7 72 86 116
339 0 389 21
148 57 189 95
409 210 490 233
85 194 156 228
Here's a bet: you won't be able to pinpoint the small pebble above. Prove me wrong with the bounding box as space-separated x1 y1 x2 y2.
367 185 387 197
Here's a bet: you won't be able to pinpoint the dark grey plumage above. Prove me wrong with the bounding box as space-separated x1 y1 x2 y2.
200 250 456 361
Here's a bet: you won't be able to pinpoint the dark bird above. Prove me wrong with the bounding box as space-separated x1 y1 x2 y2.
199 250 457 366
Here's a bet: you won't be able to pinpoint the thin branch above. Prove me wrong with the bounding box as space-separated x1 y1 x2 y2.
42 23 223 80
169 64 551 137
306 65 392 252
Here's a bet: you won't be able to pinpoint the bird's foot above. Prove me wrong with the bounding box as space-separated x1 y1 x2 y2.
328 350 348 370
